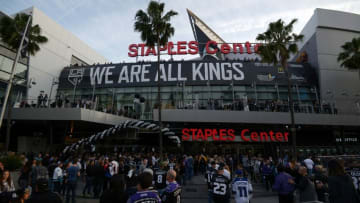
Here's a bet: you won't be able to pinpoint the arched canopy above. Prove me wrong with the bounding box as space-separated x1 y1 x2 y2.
63 120 180 154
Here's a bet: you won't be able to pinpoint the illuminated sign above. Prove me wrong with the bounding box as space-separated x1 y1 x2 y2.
181 128 289 142
128 41 261 57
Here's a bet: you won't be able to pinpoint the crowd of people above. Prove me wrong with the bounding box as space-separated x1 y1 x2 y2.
0 151 357 203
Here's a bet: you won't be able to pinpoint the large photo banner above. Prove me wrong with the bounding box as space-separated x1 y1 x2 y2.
59 61 317 89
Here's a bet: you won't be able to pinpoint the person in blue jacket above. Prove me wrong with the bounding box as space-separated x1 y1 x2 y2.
272 165 295 203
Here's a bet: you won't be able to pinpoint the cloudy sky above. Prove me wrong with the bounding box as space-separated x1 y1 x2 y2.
2 0 360 62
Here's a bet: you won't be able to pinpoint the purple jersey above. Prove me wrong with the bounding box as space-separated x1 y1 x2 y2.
162 182 181 203
166 182 180 193
128 190 161 203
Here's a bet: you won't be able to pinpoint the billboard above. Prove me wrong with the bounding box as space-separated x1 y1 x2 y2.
58 61 317 89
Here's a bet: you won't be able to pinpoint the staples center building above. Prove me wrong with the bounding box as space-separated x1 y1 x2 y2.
55 8 360 156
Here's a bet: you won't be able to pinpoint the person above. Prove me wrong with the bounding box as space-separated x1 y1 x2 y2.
26 179 62 203
154 162 167 196
296 166 318 202
232 170 253 203
18 162 31 189
139 159 148 174
82 160 95 197
127 172 161 203
303 156 314 176
162 170 181 203
103 159 112 191
29 160 37 188
261 159 273 191
223 165 231 181
47 160 57 192
125 162 138 198
313 165 328 202
110 158 119 177
205 161 216 203
52 161 63 194
272 165 295 203
0 170 15 203
185 156 194 181
100 175 128 203
211 163 231 203
9 188 30 203
93 160 105 198
65 161 80 203
35 160 49 181
43 94 48 107
327 159 360 203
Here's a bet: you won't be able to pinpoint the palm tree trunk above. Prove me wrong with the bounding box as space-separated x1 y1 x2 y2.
284 61 297 159
157 39 163 161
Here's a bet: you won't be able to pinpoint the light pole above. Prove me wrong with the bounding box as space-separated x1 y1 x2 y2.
72 78 78 105
0 14 32 131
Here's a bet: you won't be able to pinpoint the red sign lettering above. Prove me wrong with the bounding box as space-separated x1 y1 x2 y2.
128 41 262 57
181 128 289 142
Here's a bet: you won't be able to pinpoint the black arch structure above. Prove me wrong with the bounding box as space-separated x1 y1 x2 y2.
62 120 180 154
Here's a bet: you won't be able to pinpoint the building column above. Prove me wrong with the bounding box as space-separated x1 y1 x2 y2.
49 121 53 146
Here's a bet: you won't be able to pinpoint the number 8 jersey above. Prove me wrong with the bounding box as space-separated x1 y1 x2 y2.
232 177 253 203
211 174 231 202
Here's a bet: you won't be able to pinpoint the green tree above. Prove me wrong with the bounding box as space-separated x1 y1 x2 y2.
134 1 177 159
256 19 303 158
337 37 360 77
0 13 48 151
0 13 48 56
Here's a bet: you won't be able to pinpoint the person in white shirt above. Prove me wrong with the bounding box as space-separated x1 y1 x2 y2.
303 156 314 176
223 165 231 180
53 161 63 193
232 170 253 203
110 159 119 176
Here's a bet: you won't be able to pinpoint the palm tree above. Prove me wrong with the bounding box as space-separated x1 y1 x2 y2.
337 37 360 77
256 19 303 159
0 13 48 56
134 1 177 159
0 13 48 151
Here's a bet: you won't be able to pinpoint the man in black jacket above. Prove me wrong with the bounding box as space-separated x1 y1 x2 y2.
26 179 62 203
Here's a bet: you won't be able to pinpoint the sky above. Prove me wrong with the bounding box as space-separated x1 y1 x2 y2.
1 0 360 63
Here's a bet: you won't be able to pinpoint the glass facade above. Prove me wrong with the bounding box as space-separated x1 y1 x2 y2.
57 83 318 120
0 53 28 106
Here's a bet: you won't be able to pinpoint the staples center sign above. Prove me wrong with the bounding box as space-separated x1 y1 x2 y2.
128 41 261 57
181 128 289 142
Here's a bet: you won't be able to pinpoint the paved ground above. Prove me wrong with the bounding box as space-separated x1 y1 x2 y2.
11 172 278 202
72 175 278 203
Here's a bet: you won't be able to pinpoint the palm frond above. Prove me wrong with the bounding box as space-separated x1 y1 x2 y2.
256 18 302 64
338 37 360 70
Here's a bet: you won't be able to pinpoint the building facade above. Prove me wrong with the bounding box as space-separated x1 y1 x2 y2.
5 7 108 105
297 8 360 115
54 8 360 157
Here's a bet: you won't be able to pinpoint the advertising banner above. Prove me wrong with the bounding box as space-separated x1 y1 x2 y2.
59 61 316 89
